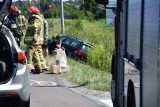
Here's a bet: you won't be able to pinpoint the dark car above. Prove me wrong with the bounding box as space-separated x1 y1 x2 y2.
48 35 92 61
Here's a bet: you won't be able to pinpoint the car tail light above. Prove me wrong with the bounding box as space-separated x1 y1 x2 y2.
75 50 85 56
4 92 17 97
18 52 26 65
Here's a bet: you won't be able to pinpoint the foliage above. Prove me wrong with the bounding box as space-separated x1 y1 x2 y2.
40 0 47 6
87 44 112 72
47 19 114 72
80 0 96 12
13 1 105 20
43 8 56 18
68 19 83 30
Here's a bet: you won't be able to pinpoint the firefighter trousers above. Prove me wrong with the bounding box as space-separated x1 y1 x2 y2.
26 45 42 71
37 45 47 70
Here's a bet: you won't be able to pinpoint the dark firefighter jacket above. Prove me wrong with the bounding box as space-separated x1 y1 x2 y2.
3 13 23 40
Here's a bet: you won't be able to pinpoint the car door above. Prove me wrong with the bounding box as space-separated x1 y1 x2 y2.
62 37 80 57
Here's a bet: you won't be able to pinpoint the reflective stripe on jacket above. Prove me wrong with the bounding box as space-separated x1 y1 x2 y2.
24 36 34 44
38 35 44 45
11 24 17 28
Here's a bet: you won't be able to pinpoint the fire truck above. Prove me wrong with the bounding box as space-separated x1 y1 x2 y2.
96 0 160 107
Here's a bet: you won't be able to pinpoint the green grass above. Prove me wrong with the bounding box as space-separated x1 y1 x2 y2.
47 19 114 71
47 55 111 91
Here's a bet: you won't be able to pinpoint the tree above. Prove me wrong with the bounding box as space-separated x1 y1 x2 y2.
18 0 23 7
80 0 96 12
46 0 53 3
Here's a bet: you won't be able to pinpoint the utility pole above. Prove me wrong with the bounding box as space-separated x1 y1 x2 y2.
39 0 40 11
60 0 65 35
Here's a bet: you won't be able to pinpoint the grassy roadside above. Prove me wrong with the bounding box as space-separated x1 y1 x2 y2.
47 55 112 91
48 19 114 91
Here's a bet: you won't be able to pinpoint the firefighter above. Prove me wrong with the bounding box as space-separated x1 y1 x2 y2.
24 6 43 74
3 5 23 47
17 10 26 35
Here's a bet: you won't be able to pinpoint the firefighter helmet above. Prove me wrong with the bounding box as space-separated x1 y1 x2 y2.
28 6 39 15
10 5 19 13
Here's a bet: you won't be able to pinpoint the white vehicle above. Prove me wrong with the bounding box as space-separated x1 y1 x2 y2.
96 0 160 107
0 0 30 107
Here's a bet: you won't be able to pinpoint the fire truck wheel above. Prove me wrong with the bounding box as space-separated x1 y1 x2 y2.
127 80 136 107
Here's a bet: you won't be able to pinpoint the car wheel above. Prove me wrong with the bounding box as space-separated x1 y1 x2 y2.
111 80 116 103
18 98 30 107
23 99 30 107
74 56 80 61
111 52 116 104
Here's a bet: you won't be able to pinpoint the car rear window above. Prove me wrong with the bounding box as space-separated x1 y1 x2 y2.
63 38 74 45
70 40 80 47
60 36 67 41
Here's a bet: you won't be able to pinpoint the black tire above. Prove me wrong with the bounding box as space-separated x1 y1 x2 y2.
111 80 116 104
13 98 30 107
111 53 116 104
127 80 136 107
23 99 30 107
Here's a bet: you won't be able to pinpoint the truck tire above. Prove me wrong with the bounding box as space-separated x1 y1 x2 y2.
111 52 116 105
127 80 136 107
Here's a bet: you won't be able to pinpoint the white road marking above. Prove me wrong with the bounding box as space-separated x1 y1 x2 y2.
99 99 113 107
30 79 57 86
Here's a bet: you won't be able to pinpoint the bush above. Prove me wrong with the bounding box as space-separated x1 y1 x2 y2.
65 20 84 35
43 9 54 18
73 20 83 30
88 44 112 72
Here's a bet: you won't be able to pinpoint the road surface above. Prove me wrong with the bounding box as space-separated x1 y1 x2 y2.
30 71 112 107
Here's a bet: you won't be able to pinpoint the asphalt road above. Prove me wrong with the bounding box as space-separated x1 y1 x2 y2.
30 71 111 107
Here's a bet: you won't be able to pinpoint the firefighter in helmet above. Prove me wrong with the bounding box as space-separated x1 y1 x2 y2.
3 5 23 47
24 6 43 73
32 14 47 72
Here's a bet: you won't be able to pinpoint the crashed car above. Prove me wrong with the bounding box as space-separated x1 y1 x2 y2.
0 0 30 107
48 35 92 61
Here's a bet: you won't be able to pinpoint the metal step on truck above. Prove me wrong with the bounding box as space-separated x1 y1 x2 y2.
95 0 160 107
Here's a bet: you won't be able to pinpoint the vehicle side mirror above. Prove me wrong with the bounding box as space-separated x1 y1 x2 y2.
105 0 117 27
95 0 109 5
